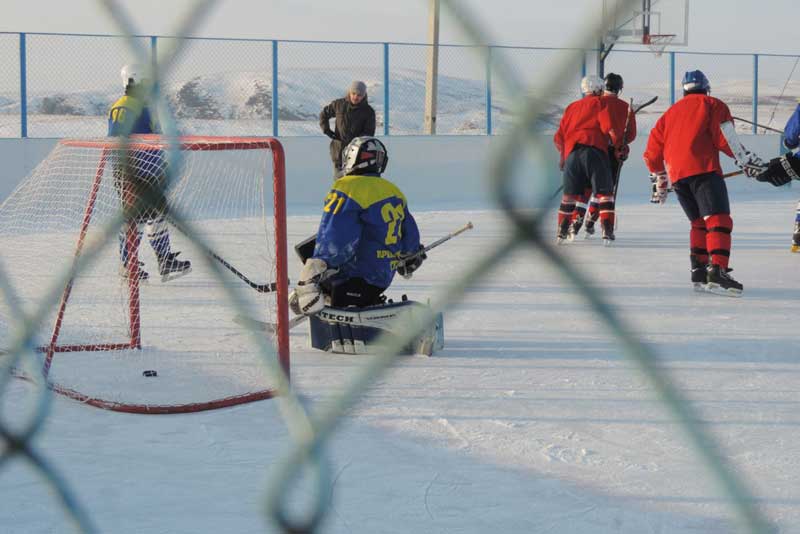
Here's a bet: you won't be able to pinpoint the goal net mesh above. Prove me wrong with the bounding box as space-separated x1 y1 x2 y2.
0 135 288 413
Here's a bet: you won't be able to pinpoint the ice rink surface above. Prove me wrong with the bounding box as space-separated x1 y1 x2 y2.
3 193 800 533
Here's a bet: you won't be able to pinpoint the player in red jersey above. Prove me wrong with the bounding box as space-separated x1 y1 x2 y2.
644 69 765 296
574 73 637 239
554 75 620 245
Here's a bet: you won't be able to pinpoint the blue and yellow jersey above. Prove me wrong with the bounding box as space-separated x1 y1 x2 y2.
313 173 421 289
108 94 164 177
108 94 161 137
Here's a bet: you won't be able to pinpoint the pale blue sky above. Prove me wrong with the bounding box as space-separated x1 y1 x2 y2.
0 0 795 55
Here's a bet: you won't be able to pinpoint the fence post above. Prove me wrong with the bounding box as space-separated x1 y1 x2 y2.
19 32 27 138
272 40 279 137
752 54 759 134
486 46 492 136
150 36 158 70
383 43 390 136
669 51 676 106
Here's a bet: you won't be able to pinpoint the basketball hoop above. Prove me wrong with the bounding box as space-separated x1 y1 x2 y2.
643 34 676 57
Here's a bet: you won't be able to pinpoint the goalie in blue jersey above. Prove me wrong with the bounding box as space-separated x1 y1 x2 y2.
108 64 191 282
293 136 425 315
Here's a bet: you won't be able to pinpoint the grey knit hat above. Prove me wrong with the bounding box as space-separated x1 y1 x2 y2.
349 80 367 96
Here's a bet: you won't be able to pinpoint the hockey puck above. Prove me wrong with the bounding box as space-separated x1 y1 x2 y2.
142 370 158 377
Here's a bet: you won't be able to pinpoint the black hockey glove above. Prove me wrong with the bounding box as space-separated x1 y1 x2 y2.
755 156 796 187
396 245 427 279
614 144 630 162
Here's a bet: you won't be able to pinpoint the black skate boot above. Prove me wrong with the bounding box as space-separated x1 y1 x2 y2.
568 215 584 241
119 260 149 282
706 264 743 297
583 218 596 238
690 256 708 292
601 219 615 246
158 252 192 282
556 218 571 245
792 222 800 253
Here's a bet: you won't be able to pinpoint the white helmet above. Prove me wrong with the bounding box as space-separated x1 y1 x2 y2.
580 75 604 95
341 137 388 176
121 63 145 89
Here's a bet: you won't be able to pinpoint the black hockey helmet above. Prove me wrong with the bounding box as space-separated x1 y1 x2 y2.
604 72 623 94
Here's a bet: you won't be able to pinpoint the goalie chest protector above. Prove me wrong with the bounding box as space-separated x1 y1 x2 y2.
309 300 444 356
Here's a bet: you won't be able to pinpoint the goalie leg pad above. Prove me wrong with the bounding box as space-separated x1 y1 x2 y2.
309 300 444 356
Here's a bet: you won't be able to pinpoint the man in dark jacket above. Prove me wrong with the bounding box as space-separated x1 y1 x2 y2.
319 80 376 178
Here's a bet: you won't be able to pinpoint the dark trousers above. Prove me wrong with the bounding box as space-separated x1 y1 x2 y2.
562 145 614 196
326 277 386 308
673 172 730 220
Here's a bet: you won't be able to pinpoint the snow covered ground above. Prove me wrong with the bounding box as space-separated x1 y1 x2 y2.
3 185 800 532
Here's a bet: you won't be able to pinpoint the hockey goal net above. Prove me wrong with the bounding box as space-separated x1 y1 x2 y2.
0 135 289 413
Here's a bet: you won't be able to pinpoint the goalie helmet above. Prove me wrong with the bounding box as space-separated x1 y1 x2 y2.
604 73 623 94
682 69 710 94
341 137 389 176
580 75 604 95
121 63 146 90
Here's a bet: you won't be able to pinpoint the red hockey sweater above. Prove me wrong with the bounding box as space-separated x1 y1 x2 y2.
643 93 735 183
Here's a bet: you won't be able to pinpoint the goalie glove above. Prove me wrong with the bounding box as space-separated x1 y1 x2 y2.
735 151 768 178
650 171 669 205
294 258 333 316
396 245 427 279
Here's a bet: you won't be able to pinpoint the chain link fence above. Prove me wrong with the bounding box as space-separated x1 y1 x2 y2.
1 30 798 139
0 0 787 532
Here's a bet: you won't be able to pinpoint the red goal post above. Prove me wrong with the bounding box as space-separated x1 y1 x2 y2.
4 135 290 413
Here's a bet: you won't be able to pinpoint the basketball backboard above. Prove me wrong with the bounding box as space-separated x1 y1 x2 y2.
602 0 689 49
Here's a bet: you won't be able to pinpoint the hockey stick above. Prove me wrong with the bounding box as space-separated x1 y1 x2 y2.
732 116 784 135
234 222 474 333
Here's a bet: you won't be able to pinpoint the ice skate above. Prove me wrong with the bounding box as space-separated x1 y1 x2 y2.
690 257 707 292
158 252 192 282
705 264 743 297
583 219 596 239
119 261 149 282
601 220 615 246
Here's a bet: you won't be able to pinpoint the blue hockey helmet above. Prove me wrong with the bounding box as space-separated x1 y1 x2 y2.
682 70 710 94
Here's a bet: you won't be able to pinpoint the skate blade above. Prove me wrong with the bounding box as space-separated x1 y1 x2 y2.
160 267 192 283
705 283 742 298
692 282 707 293
602 238 614 247
556 237 568 245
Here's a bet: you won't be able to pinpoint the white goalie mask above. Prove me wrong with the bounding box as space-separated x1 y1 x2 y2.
341 137 389 176
121 63 146 89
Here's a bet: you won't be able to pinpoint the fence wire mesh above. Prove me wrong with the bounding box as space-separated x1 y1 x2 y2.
0 0 783 533
1 30 799 140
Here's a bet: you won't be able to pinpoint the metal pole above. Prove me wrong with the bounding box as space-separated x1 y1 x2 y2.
272 40 279 137
19 33 27 138
383 43 390 136
424 0 440 135
669 51 676 105
486 46 492 136
752 54 759 134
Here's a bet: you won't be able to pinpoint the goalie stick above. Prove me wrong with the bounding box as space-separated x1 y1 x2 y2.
233 221 475 333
